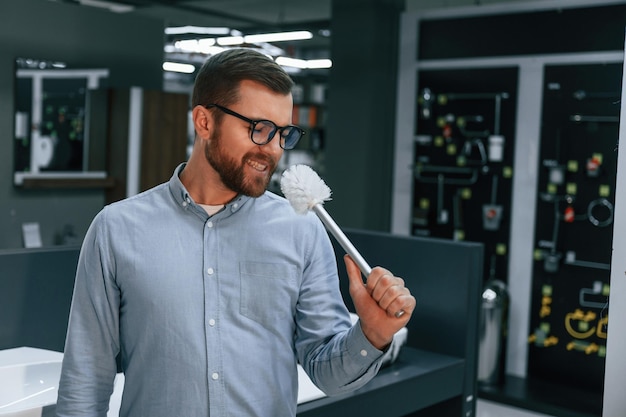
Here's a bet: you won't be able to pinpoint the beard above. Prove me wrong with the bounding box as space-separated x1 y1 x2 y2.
204 124 277 198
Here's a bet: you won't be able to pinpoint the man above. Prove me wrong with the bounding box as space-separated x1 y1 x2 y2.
56 48 415 417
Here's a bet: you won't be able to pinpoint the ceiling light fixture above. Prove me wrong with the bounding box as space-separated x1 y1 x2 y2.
216 36 245 46
198 39 217 53
275 57 332 70
165 26 231 36
163 62 196 74
275 57 307 69
77 0 134 13
305 59 332 69
244 30 313 43
174 39 200 52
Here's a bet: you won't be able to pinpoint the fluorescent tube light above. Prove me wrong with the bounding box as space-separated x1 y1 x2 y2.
305 59 332 69
275 57 307 69
244 31 313 43
78 0 134 13
217 36 245 46
163 62 196 74
198 38 217 53
165 26 230 36
175 39 199 52
275 57 332 70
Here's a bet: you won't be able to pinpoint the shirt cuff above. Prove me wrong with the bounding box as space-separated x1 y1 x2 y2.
348 319 385 362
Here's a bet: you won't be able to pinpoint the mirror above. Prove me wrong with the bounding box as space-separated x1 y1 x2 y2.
13 57 110 187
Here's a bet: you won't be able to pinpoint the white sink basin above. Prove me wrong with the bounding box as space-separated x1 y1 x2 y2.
0 347 63 416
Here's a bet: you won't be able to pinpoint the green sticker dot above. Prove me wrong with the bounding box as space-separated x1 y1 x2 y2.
599 185 610 197
566 183 577 195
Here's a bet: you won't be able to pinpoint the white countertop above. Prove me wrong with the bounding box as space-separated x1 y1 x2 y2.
0 347 63 416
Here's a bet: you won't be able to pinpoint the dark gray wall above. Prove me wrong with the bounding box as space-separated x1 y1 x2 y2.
325 0 403 231
0 0 164 249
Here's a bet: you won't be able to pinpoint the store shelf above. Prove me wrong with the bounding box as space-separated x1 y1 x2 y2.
478 374 602 417
20 177 116 189
297 348 465 417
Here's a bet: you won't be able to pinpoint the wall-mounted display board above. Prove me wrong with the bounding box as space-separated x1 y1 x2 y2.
413 67 517 290
394 1 626 416
528 63 621 392
13 57 110 187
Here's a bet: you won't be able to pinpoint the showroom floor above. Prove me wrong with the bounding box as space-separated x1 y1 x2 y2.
477 399 554 417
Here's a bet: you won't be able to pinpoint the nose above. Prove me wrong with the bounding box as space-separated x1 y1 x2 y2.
264 132 284 154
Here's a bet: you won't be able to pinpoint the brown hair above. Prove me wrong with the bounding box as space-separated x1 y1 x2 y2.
191 48 294 115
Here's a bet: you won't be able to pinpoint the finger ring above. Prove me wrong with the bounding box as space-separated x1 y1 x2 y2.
395 310 406 318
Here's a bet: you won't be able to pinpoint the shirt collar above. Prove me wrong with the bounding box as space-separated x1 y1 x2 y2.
168 163 251 216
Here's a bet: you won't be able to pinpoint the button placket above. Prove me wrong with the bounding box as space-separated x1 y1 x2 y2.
202 205 223 411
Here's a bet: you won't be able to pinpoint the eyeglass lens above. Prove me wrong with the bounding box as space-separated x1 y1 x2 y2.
252 121 302 149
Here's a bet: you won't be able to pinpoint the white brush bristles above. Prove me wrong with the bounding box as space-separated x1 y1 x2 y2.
280 165 332 214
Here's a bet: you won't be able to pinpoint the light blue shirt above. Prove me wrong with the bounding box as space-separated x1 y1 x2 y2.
56 164 384 417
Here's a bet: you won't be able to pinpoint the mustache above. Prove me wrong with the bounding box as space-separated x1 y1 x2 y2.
244 151 278 170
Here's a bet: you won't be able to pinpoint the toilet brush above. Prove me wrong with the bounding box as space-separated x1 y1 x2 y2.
280 164 372 276
281 164 406 318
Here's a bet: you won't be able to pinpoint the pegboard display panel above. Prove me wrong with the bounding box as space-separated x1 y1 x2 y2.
412 67 518 285
528 63 621 392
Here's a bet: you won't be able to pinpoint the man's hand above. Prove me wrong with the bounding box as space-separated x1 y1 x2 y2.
344 254 416 350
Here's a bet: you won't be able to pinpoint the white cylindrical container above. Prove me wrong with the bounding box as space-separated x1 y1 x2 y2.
488 135 505 162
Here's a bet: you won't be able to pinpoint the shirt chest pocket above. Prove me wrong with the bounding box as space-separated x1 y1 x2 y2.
239 262 298 328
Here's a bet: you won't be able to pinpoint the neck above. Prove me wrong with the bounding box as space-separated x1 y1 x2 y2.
180 155 237 205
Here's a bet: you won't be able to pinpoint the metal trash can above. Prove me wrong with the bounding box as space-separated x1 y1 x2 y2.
477 279 509 386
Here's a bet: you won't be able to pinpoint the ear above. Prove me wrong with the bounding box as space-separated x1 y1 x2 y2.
192 105 213 141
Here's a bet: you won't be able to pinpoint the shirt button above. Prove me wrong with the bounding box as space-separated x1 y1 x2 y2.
207 268 214 275
186 197 191 204
212 372 219 380
181 201 188 207
360 349 368 357
232 203 239 209
209 319 216 327
207 221 213 228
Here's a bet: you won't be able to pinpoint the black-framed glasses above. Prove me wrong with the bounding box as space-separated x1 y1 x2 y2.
205 103 305 150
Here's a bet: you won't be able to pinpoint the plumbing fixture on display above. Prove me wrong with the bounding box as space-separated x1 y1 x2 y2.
418 87 434 120
488 135 504 162
478 275 509 386
414 164 479 226
414 134 433 146
413 164 478 185
457 114 490 138
539 193 569 274
543 252 562 274
461 138 489 171
572 89 620 101
452 189 464 240
585 154 602 178
436 174 447 225
483 175 503 231
569 114 619 123
587 198 614 228
564 251 610 270
438 92 508 133
579 281 609 310
543 159 566 185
